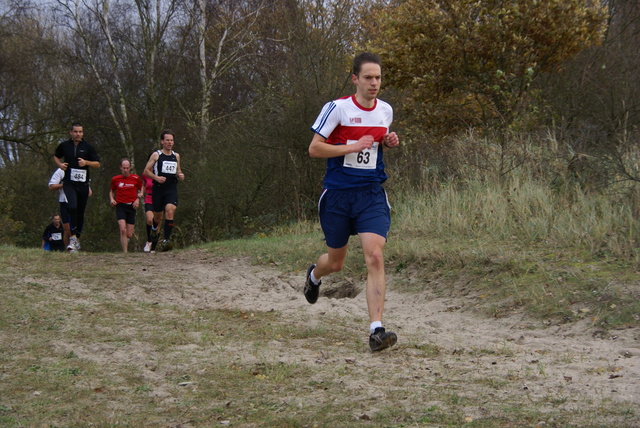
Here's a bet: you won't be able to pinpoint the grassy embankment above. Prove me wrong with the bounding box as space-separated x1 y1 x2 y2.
215 172 640 328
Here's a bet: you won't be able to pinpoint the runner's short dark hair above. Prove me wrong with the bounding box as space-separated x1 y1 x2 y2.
353 52 381 76
160 129 174 140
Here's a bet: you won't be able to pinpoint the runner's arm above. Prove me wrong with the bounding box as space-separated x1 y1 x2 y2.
308 133 374 158
176 153 185 181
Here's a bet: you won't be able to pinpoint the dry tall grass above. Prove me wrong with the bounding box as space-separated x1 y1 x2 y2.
391 130 640 261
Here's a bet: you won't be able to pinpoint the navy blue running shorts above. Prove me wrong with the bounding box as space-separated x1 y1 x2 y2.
318 183 391 249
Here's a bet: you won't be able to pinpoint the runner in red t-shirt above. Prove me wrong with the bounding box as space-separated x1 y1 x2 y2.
109 159 143 252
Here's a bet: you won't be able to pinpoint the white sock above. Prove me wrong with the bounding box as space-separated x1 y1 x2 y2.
370 321 382 334
310 270 320 285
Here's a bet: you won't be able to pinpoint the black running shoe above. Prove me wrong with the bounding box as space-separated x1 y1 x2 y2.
159 239 172 252
303 264 321 304
369 327 397 352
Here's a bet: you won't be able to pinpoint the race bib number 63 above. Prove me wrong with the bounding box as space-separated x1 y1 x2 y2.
343 140 378 170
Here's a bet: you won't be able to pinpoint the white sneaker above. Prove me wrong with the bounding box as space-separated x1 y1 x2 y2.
67 236 78 252
143 241 152 253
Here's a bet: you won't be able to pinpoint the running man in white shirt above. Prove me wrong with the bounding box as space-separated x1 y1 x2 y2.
304 52 400 352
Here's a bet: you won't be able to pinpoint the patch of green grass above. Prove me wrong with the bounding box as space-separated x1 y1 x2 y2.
410 342 442 358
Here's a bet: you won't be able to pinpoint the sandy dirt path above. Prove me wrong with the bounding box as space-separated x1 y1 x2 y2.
31 249 639 425
116 251 639 412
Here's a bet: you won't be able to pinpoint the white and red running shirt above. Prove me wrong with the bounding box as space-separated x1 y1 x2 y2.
311 95 393 190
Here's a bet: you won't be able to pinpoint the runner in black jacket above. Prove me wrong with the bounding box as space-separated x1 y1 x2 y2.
53 123 100 252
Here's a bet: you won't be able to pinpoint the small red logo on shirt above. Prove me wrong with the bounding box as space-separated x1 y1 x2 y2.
350 117 362 124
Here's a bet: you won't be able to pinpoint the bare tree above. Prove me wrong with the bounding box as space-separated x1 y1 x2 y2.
0 2 75 166
54 0 188 168
188 0 266 151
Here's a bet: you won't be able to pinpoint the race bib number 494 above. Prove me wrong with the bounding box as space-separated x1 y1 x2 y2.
343 140 378 170
70 168 87 182
161 161 177 174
